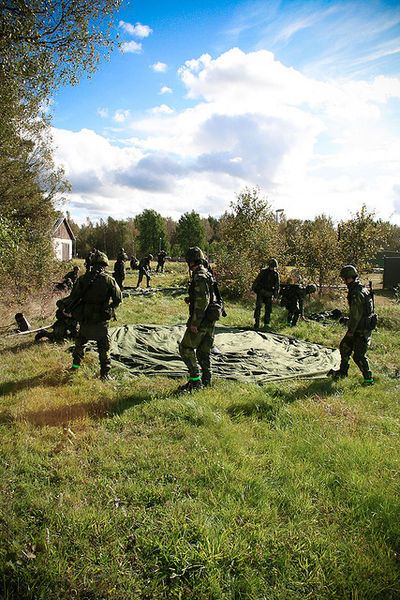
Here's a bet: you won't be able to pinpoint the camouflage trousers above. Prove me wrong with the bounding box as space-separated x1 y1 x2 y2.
137 269 150 287
179 322 215 384
115 275 124 290
72 322 111 373
286 299 300 326
339 332 372 379
254 292 273 326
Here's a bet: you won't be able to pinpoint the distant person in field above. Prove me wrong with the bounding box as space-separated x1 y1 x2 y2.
156 249 168 272
136 254 153 288
64 250 122 380
251 258 280 329
113 254 126 290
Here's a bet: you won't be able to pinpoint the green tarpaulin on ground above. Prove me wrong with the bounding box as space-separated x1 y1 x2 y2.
109 324 340 383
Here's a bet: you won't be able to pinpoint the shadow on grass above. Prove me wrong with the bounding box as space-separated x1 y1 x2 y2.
0 338 37 355
0 389 153 427
227 378 335 422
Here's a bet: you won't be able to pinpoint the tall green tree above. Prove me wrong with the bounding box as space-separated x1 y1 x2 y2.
175 211 206 255
295 215 341 291
135 209 168 256
215 187 285 297
339 205 388 274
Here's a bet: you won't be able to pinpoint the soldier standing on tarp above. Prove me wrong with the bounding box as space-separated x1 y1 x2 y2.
64 251 122 380
281 283 317 326
178 246 220 391
156 249 167 272
329 265 375 386
136 254 153 288
252 258 280 329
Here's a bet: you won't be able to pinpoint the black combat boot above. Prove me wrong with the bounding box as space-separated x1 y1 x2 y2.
177 379 203 393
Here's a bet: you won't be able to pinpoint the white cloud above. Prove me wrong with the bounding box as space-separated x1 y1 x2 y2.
149 104 174 115
121 41 142 54
151 62 168 73
113 109 131 123
97 107 108 118
119 20 152 38
55 48 400 225
159 86 172 94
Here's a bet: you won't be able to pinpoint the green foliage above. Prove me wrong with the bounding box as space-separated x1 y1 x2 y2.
74 217 137 259
294 215 342 289
135 209 169 256
339 205 388 274
215 187 286 297
0 214 57 299
174 211 206 255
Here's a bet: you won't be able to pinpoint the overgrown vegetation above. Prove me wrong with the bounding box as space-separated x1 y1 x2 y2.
0 0 122 297
0 265 399 599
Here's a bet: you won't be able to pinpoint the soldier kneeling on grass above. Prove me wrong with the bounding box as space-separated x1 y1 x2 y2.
35 298 78 343
178 247 222 392
329 265 377 386
64 250 122 380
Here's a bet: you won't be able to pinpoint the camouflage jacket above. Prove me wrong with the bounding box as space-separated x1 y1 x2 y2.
65 269 122 324
64 270 79 285
252 268 280 296
346 280 373 334
187 265 213 328
138 257 151 273
281 284 308 314
113 258 126 278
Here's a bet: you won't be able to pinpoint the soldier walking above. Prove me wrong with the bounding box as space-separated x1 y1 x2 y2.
136 255 153 288
252 258 280 328
64 251 122 380
329 265 375 385
178 247 219 391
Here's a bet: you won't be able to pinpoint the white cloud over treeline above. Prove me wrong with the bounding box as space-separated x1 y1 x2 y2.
54 47 400 224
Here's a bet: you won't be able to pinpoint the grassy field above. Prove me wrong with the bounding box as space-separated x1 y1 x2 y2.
1 263 399 599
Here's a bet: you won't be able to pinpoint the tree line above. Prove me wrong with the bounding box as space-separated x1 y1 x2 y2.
69 188 400 298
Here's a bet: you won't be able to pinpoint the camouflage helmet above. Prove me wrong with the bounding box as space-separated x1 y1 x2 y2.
92 250 109 266
185 246 205 264
306 284 317 294
268 258 278 268
340 265 358 279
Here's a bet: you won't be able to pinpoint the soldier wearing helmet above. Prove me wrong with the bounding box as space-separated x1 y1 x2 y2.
280 282 317 326
136 254 153 288
64 250 122 380
178 246 218 392
329 265 374 385
251 258 280 328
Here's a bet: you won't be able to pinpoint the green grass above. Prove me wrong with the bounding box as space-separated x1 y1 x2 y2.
1 267 400 599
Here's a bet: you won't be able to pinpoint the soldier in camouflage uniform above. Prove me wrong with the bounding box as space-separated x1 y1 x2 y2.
281 283 317 326
117 247 128 261
65 251 122 380
329 265 374 385
35 298 78 343
113 255 126 290
252 258 280 328
178 247 217 391
156 249 167 272
136 255 153 288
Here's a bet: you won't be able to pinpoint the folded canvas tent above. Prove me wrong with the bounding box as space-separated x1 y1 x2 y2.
109 324 340 383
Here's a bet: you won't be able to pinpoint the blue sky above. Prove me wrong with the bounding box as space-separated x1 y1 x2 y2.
52 0 400 224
